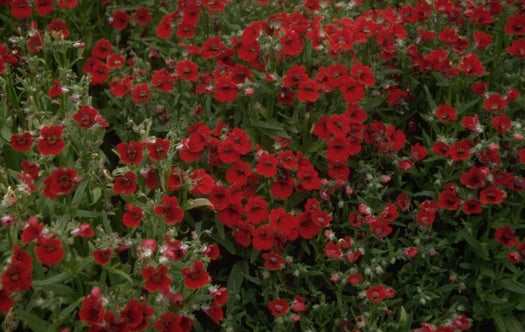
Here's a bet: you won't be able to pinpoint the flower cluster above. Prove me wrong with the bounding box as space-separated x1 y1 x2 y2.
1 0 525 331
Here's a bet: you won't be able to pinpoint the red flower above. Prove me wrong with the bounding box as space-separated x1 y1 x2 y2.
113 171 137 195
176 60 199 82
283 64 308 88
71 223 95 238
47 19 68 38
134 7 152 26
507 38 525 57
262 251 285 270
181 260 211 289
268 298 289 317
93 248 112 266
22 216 43 244
296 78 320 102
176 21 195 38
27 33 44 53
154 195 184 225
10 0 32 19
462 199 482 215
122 204 144 228
504 13 525 35
189 169 215 194
43 167 80 199
347 272 363 285
156 15 173 39
459 53 485 76
270 176 295 200
494 226 516 247
435 104 457 122
73 105 108 128
110 10 131 31
244 195 268 225
437 191 461 211
449 139 472 162
432 141 450 157
167 166 184 191
120 299 154 331
350 63 375 86
366 284 387 303
141 167 158 190
35 0 53 16
492 114 512 133
92 39 112 59
10 132 33 151
227 127 252 155
131 83 151 103
48 79 66 98
57 0 78 8
480 188 506 204
297 165 321 190
473 31 493 49
0 288 13 312
214 76 238 103
2 262 32 293
116 141 144 165
251 225 275 250
154 313 193 332
146 137 170 162
142 265 171 292
225 161 252 186
78 289 105 326
201 37 224 59
35 235 65 266
255 153 278 177
37 125 65 155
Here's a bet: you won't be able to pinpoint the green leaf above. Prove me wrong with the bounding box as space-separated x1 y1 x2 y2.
492 311 508 332
227 261 245 311
75 210 103 218
423 85 438 111
71 179 88 207
15 309 55 332
500 279 525 294
104 265 134 283
464 234 490 261
505 314 525 332
91 187 102 205
33 273 69 287
58 297 85 321
251 119 291 139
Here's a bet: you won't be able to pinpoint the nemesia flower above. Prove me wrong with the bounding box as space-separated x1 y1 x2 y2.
116 141 144 165
181 260 211 289
10 132 33 152
10 0 32 19
113 171 137 195
142 264 171 292
268 298 289 317
154 195 184 225
57 0 78 8
43 167 80 199
35 235 65 266
37 125 65 155
93 248 112 266
0 288 13 312
2 262 33 293
110 10 131 31
72 105 108 128
78 288 105 326
153 313 193 332
494 226 516 247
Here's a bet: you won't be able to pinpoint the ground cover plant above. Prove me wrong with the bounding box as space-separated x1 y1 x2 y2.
1 0 525 331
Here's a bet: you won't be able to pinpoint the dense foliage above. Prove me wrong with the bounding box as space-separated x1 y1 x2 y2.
1 0 525 331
